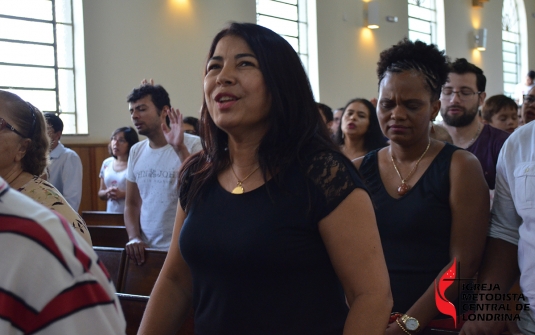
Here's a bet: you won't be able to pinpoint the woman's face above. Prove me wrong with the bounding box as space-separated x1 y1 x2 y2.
204 35 271 136
489 107 519 133
110 131 129 158
377 71 439 145
0 111 27 177
341 101 370 140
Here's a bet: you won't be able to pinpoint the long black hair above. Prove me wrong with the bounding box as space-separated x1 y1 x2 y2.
179 22 337 211
335 98 387 153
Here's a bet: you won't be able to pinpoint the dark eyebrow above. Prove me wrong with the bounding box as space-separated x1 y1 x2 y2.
129 103 147 112
208 53 257 62
208 56 223 62
235 53 256 59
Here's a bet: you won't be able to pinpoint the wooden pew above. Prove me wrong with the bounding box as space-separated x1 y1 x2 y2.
94 246 125 291
83 211 124 226
120 249 167 296
88 225 129 248
427 330 459 335
117 293 148 335
116 293 194 335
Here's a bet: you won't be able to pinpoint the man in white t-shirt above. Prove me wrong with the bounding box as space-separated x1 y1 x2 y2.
125 82 202 265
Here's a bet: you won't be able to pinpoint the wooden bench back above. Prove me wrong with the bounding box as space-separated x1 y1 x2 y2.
120 248 167 296
88 225 129 248
116 293 194 335
94 246 125 291
83 211 124 226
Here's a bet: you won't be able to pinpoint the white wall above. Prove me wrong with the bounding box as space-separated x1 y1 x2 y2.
64 0 535 144
66 0 255 143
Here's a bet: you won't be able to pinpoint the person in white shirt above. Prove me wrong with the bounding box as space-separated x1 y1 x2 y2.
513 70 535 106
124 81 202 265
98 126 139 213
460 120 535 335
44 112 83 211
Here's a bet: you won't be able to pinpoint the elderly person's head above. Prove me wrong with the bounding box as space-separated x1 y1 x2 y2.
0 90 49 180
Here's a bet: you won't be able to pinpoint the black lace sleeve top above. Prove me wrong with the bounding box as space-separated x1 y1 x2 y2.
178 150 366 335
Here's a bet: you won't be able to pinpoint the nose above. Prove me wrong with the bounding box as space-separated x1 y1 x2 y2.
391 106 407 120
216 64 236 86
449 91 463 104
131 110 139 120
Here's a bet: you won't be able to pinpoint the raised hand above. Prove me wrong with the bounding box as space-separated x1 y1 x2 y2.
141 78 154 86
162 107 185 150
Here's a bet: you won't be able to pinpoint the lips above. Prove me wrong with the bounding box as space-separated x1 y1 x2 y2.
347 123 356 129
389 124 408 132
214 93 239 110
524 110 535 123
447 106 464 114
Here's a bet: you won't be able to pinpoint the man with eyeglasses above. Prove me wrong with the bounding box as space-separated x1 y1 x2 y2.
440 58 509 190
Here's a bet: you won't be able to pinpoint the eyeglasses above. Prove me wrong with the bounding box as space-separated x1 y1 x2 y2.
0 118 27 138
523 94 535 106
440 87 481 101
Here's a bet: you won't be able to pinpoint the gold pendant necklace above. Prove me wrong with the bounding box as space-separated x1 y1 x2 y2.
390 140 431 196
230 164 260 194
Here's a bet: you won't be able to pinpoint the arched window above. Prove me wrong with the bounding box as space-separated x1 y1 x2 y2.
502 0 526 98
0 0 87 134
408 0 445 51
256 0 319 99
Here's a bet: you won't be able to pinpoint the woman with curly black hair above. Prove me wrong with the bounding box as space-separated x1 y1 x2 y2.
335 97 387 161
354 39 489 334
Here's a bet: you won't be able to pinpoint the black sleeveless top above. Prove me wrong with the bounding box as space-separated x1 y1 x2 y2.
179 150 365 335
360 143 460 313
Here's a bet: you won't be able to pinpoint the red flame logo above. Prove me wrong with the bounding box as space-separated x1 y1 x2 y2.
434 258 457 327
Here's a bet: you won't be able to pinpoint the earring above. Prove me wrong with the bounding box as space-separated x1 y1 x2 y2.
430 121 435 134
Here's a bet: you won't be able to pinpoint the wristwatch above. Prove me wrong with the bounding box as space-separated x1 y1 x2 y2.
400 314 420 332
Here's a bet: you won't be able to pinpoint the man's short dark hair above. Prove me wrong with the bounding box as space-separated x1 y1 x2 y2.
317 103 333 122
449 58 486 92
44 112 64 133
126 84 171 114
528 70 535 80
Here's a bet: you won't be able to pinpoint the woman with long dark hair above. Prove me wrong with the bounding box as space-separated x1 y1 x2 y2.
335 98 387 161
139 23 392 335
